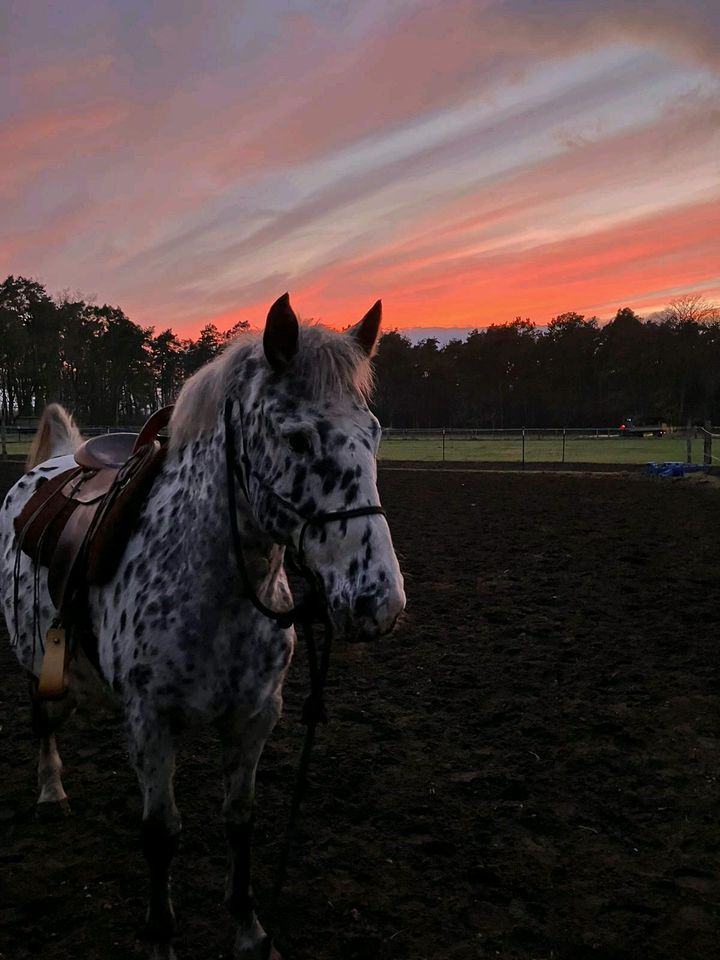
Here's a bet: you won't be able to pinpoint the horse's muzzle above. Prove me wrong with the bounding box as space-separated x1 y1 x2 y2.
334 584 406 641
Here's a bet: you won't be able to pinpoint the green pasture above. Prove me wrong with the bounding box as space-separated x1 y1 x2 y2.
2 440 30 457
1 435 709 467
378 436 707 465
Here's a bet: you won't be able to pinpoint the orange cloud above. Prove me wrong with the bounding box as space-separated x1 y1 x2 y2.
129 189 719 337
241 193 714 336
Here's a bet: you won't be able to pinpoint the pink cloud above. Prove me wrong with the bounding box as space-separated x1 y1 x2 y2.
1 0 718 337
0 101 130 199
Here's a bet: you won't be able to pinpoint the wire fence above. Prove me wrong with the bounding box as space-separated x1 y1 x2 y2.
378 427 717 466
1 424 717 467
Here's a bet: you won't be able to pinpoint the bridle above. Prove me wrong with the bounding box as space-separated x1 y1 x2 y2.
223 397 386 635
223 397 387 953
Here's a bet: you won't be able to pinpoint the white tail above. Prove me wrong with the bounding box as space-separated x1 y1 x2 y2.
25 403 83 471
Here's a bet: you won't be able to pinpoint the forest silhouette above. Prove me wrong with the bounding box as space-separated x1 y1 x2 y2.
1 275 718 429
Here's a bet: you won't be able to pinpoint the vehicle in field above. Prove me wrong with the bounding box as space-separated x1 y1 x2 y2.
618 417 667 437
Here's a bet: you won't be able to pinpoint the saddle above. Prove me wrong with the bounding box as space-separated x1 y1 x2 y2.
14 406 173 696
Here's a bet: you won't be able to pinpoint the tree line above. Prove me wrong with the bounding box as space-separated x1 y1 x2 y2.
1 274 718 429
373 297 720 429
0 275 247 425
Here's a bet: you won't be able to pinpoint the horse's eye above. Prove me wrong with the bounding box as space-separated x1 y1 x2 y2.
287 431 313 455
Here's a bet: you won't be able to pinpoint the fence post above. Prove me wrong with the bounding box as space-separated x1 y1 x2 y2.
703 429 712 466
562 428 566 464
686 419 692 464
0 398 7 460
442 427 446 463
521 427 526 470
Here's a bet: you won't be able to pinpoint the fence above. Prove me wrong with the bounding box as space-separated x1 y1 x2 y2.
378 427 717 467
1 423 718 468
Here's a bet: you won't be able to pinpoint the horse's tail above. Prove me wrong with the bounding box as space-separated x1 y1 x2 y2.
25 403 83 471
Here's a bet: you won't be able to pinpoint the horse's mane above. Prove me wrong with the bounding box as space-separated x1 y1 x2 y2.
170 324 374 450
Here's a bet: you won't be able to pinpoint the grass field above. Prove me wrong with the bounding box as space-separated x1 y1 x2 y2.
378 436 708 464
1 435 710 465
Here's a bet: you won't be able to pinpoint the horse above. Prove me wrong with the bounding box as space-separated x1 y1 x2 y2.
0 293 406 960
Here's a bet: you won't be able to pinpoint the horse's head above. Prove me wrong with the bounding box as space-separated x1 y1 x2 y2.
231 294 405 640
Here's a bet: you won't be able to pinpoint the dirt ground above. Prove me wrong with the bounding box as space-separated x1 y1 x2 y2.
1 468 719 960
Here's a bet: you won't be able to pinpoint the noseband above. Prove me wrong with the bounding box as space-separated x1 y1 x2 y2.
223 398 385 631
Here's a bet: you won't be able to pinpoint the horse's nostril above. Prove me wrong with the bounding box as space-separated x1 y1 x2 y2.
354 594 377 619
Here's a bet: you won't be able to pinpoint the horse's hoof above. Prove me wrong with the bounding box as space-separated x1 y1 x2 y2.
234 934 282 960
149 945 178 960
35 798 71 820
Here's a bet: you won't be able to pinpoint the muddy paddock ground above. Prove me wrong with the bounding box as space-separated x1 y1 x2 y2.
1 468 719 960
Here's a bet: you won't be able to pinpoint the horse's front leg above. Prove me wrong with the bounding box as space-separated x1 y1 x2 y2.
129 714 181 960
217 695 282 960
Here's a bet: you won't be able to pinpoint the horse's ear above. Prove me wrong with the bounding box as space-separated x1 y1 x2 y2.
264 293 299 372
348 300 382 357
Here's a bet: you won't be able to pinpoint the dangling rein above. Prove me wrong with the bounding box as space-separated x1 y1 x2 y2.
223 397 385 954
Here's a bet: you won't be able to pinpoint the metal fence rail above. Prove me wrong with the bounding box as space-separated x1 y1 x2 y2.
379 427 715 466
2 424 716 468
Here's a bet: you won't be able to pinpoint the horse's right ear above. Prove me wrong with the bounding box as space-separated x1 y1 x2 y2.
264 293 299 372
348 300 382 357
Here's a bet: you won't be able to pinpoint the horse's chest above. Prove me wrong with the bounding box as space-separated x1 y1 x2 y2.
97 589 292 709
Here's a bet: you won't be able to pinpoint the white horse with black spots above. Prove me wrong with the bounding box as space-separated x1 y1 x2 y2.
0 294 405 959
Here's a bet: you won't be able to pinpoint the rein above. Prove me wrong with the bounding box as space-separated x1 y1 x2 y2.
223 398 385 951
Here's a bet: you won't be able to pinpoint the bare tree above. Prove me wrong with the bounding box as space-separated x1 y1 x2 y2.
665 294 720 325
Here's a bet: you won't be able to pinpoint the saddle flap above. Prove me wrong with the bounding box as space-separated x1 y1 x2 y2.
14 468 81 563
48 494 107 608
86 442 167 583
62 468 119 504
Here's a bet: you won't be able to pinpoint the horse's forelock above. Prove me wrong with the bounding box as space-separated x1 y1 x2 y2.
290 324 375 404
169 324 374 451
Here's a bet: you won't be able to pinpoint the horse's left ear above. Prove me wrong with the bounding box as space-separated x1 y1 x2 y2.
348 300 382 357
264 293 299 372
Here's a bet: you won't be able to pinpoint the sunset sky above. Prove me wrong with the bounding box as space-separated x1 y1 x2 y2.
1 0 719 337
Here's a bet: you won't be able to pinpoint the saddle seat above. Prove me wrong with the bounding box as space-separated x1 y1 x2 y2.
15 406 174 613
75 432 139 470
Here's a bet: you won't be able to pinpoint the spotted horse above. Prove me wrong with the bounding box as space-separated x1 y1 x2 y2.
0 294 406 960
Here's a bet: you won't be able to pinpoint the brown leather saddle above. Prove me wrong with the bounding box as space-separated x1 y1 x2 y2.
14 406 173 694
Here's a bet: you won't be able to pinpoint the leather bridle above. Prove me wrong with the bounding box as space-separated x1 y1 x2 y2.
223 397 386 633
